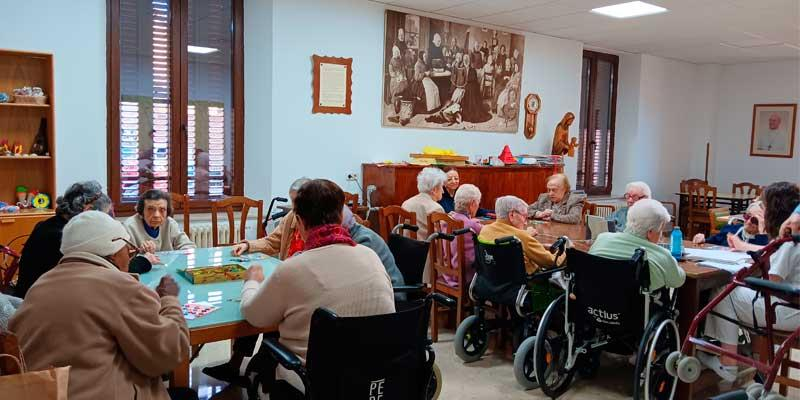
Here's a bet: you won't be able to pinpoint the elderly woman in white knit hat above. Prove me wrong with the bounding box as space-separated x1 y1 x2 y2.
9 211 197 400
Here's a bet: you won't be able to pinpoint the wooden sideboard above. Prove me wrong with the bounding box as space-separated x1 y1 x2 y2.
362 164 563 209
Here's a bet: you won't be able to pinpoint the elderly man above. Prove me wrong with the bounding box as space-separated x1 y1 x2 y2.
589 199 686 292
479 195 560 274
607 181 652 231
124 189 195 252
528 174 586 224
9 211 192 400
402 167 447 238
204 177 310 383
756 112 788 153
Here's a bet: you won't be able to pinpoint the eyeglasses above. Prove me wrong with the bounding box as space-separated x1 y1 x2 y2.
624 193 645 201
112 237 140 257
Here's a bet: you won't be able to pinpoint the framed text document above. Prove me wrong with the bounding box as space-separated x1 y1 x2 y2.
312 55 353 114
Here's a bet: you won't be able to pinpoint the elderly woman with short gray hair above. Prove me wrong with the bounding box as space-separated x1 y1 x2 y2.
589 198 685 292
401 167 447 238
15 180 113 298
478 195 560 274
607 181 652 231
442 184 484 287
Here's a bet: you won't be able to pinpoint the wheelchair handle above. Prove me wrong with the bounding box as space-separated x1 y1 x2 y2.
453 228 471 236
549 236 568 254
392 223 420 235
494 236 519 245
429 232 455 242
430 293 456 308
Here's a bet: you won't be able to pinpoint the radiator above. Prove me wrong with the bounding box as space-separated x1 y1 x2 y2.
189 222 258 248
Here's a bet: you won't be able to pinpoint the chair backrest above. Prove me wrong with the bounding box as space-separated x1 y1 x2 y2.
708 207 731 235
732 182 762 198
471 235 528 305
566 248 650 335
387 234 429 286
169 192 191 234
211 196 265 247
379 206 417 241
0 331 24 375
688 183 718 211
343 192 360 214
679 178 707 193
0 243 22 288
305 303 433 400
428 212 465 287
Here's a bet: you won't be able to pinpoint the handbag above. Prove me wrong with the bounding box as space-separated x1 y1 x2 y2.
0 335 70 400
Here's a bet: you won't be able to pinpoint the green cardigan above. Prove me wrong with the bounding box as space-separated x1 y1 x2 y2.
588 232 686 291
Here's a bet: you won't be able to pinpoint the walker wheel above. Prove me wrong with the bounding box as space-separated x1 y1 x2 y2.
745 382 764 399
665 351 681 377
677 356 701 383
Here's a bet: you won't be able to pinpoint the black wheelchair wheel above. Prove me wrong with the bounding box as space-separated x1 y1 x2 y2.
512 336 540 390
426 363 442 400
534 294 577 398
454 315 490 363
633 313 680 400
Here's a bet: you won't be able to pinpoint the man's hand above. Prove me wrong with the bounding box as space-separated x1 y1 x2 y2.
692 233 705 245
156 276 179 298
245 264 265 283
525 226 538 237
141 240 157 254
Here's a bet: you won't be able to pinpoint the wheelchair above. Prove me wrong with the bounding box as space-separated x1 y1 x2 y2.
533 248 680 400
667 235 800 400
247 289 456 400
453 234 566 390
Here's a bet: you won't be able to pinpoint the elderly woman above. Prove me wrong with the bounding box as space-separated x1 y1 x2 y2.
528 173 586 224
15 180 113 298
442 184 484 287
9 211 192 400
727 182 799 252
124 189 195 253
342 206 405 298
607 181 652 231
402 167 447 238
699 183 800 382
479 195 560 274
240 180 395 394
693 201 768 247
438 168 491 217
204 177 310 383
589 199 686 292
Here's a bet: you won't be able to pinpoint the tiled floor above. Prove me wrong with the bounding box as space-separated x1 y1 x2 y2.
189 332 799 400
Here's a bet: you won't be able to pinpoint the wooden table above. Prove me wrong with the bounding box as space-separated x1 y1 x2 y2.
139 247 280 387
676 192 757 232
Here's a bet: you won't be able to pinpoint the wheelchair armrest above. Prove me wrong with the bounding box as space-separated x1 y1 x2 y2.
263 337 304 372
453 228 471 236
743 277 800 305
393 284 427 293
528 266 566 281
430 293 457 308
494 236 519 245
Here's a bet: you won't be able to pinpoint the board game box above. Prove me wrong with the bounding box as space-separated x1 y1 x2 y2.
178 264 246 284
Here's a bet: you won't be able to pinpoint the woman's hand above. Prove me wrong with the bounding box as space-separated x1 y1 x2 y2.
244 264 265 283
144 252 161 265
156 276 179 298
232 242 249 256
726 233 746 250
692 233 705 245
141 240 157 254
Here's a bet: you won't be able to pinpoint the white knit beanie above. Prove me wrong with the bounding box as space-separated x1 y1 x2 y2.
60 210 131 256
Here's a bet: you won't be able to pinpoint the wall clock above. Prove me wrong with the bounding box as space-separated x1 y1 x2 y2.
524 93 541 139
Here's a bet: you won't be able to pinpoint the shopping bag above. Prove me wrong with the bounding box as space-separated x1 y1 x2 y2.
0 353 70 400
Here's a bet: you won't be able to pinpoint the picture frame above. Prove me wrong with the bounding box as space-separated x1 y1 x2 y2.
312 55 353 115
749 103 796 158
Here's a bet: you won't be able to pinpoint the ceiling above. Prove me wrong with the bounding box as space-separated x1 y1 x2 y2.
373 0 800 64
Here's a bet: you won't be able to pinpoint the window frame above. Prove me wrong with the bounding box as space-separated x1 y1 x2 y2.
106 0 245 215
577 49 618 196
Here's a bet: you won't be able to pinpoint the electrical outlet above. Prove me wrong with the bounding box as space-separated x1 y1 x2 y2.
347 173 359 182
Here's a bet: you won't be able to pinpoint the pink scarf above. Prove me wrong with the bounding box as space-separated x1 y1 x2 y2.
303 224 356 251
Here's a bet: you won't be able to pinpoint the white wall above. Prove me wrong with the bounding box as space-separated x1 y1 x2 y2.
710 60 800 190
0 0 107 194
269 0 583 199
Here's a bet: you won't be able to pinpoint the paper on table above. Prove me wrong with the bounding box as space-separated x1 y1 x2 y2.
684 248 752 264
697 260 750 273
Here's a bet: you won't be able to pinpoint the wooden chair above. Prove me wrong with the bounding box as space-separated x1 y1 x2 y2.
707 207 730 235
732 182 762 198
678 179 708 231
378 206 417 242
752 331 800 396
343 192 360 214
169 192 191 234
680 178 707 193
581 201 616 223
686 183 718 237
428 212 469 343
211 196 265 247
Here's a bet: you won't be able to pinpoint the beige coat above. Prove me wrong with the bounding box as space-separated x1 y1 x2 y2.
9 252 190 400
401 192 445 239
528 191 587 224
247 210 297 260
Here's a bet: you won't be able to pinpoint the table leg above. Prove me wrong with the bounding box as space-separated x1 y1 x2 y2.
171 356 190 389
676 278 701 400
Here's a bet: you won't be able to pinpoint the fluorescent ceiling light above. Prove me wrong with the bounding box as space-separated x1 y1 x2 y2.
591 1 667 19
187 45 219 54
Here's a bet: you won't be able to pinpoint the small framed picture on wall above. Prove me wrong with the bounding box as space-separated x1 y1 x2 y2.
749 103 797 158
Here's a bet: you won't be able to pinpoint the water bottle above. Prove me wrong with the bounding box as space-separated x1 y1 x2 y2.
670 227 683 259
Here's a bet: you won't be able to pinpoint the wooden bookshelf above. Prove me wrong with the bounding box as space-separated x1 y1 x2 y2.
0 49 56 252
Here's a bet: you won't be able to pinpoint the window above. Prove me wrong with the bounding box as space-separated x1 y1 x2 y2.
107 0 243 212
576 50 618 195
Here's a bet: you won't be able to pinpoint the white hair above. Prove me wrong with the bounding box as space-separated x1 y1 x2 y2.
625 181 652 198
624 199 670 238
495 195 527 219
454 184 481 212
417 167 447 194
289 177 311 193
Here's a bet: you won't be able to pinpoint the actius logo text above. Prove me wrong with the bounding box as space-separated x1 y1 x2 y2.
587 307 620 324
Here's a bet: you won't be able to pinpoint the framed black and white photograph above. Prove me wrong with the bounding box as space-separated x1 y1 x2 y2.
382 10 525 133
749 103 797 158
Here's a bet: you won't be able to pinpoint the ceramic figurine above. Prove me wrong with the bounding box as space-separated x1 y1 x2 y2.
31 118 49 156
0 139 9 156
15 186 30 208
0 201 20 213
551 112 579 157
0 92 8 103
32 192 51 209
12 142 23 155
